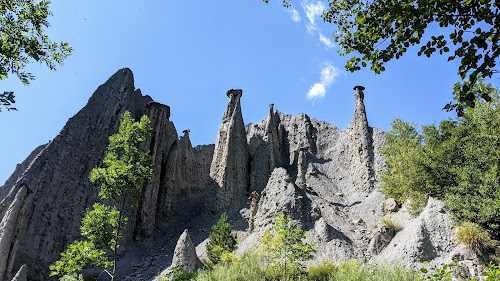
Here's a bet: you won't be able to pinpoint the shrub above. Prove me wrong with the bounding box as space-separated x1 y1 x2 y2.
206 213 237 265
380 215 402 231
455 221 493 254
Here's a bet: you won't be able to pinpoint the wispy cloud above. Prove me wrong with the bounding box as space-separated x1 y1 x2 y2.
307 63 341 102
288 8 301 22
319 33 335 49
302 0 325 32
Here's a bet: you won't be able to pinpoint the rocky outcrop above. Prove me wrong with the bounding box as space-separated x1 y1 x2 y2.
134 102 177 239
170 229 199 272
9 265 27 281
347 86 376 192
266 104 282 170
208 89 250 212
375 198 460 267
368 226 395 254
253 168 320 231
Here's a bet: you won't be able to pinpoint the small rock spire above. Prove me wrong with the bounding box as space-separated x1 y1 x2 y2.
266 103 282 170
295 146 308 188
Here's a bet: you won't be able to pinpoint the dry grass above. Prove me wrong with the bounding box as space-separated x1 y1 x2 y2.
455 221 492 254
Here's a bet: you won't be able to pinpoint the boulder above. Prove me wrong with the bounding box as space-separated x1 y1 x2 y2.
381 198 399 214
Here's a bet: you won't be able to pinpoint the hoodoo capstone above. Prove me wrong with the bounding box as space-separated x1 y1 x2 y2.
208 89 250 212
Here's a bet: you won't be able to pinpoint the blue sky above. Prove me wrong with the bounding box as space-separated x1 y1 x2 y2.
0 0 488 184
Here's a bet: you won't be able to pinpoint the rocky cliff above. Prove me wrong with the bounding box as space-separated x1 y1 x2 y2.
0 68 468 281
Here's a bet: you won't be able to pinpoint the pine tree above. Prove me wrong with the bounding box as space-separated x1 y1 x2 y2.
205 213 238 265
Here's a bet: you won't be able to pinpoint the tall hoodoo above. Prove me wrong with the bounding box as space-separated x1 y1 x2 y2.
347 86 375 192
266 103 283 170
208 89 250 212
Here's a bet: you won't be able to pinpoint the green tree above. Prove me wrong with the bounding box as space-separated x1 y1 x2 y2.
50 111 153 280
380 80 500 239
206 213 238 265
259 213 317 280
0 0 72 111
264 0 499 115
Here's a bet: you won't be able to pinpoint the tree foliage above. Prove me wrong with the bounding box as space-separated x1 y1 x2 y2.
259 213 317 280
264 0 499 115
50 111 153 280
0 0 71 111
380 80 500 239
206 213 238 265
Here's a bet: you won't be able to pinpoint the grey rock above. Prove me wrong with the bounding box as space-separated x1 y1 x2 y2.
381 198 399 215
170 229 199 272
10 265 27 281
0 185 28 281
208 89 250 212
369 226 395 254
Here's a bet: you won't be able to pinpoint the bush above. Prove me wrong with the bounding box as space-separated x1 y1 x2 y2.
206 213 237 265
380 215 402 231
455 221 493 254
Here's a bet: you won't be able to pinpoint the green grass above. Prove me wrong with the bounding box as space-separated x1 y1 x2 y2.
195 253 417 281
455 221 492 254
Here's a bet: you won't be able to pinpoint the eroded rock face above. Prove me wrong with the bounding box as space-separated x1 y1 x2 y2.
208 89 250 212
0 69 214 280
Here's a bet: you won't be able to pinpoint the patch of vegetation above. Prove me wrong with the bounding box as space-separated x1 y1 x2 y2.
380 215 403 232
455 221 493 254
196 251 266 281
379 80 500 239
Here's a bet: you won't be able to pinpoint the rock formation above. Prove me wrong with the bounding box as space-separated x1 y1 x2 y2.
0 68 468 280
368 226 395 254
170 229 199 272
208 89 250 212
0 69 213 280
347 86 376 192
295 147 308 188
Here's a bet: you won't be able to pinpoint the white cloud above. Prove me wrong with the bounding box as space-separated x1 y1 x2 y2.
319 33 335 49
307 63 341 101
302 0 325 32
288 8 301 22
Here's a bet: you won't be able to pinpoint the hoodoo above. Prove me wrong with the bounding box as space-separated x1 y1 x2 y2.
208 89 250 212
347 86 376 192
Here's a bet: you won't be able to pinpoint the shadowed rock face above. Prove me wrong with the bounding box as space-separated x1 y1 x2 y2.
208 89 250 212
